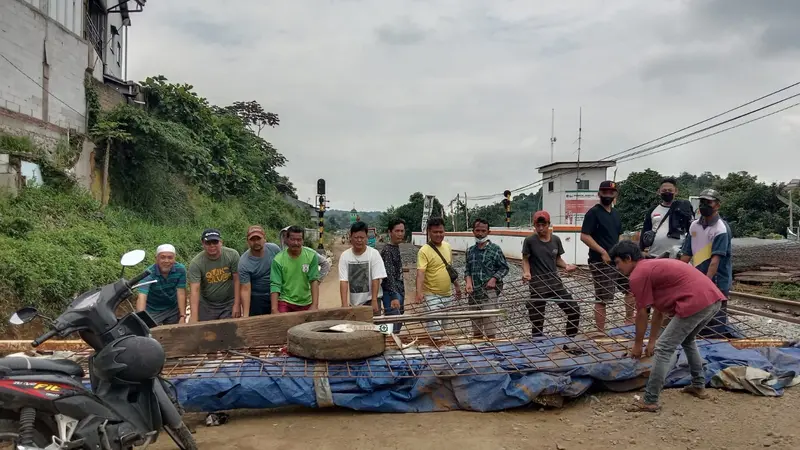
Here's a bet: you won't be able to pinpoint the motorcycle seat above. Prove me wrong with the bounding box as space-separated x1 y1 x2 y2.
0 356 84 377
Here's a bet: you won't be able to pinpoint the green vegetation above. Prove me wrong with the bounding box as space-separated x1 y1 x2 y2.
771 283 800 301
0 75 311 331
0 186 305 329
379 170 793 239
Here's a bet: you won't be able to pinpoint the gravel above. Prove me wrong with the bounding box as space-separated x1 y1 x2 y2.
392 243 800 341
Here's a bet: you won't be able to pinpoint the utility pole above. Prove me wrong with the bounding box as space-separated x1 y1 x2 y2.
575 107 583 190
550 108 556 163
791 189 794 234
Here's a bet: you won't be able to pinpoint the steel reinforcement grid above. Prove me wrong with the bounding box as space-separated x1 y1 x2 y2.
157 263 782 380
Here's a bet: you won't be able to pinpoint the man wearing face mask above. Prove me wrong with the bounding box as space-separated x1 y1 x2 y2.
465 218 509 338
680 189 733 337
580 180 632 331
639 178 695 258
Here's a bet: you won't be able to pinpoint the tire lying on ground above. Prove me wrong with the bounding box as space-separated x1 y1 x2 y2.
286 320 386 361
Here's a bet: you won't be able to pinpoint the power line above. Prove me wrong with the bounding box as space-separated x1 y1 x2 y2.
466 81 800 201
618 100 800 164
0 52 86 120
602 80 800 161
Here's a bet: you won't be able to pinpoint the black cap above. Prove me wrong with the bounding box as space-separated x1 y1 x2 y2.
201 228 222 242
699 188 721 202
599 180 618 191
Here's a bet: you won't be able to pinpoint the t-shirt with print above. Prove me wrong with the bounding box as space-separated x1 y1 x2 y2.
648 204 684 257
417 241 454 296
187 247 240 306
270 247 320 306
680 216 733 296
338 247 387 306
629 258 723 318
139 262 187 313
580 204 623 263
238 243 281 301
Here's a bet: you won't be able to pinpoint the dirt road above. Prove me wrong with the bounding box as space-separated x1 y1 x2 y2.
151 244 798 449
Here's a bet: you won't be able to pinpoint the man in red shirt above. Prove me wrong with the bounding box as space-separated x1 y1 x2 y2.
609 240 724 412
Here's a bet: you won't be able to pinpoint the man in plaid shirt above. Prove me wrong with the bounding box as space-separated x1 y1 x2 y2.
379 218 407 333
465 218 509 338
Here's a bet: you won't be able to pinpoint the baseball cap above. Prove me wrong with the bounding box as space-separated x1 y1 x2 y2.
247 225 265 239
599 180 618 191
201 228 222 242
533 211 551 224
698 188 721 202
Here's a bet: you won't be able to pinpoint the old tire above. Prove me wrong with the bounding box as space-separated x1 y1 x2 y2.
286 320 386 361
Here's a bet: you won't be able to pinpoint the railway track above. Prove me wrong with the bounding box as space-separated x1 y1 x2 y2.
728 291 800 325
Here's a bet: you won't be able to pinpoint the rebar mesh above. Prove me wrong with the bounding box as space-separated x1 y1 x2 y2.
161 263 771 380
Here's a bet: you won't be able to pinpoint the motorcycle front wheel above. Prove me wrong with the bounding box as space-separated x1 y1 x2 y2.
163 422 197 450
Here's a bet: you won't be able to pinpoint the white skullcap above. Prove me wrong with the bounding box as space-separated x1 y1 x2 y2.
156 244 176 256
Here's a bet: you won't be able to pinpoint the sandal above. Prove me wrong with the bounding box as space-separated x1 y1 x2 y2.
681 386 710 399
625 399 661 413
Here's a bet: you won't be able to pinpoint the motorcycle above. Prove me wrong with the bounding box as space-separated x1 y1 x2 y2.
0 250 196 449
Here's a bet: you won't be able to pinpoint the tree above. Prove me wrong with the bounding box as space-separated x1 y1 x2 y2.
615 169 664 231
220 100 280 136
90 119 132 208
378 192 446 240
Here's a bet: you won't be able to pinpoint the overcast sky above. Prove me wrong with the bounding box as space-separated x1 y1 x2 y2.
128 0 800 211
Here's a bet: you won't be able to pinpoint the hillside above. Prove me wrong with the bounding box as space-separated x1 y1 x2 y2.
0 76 311 333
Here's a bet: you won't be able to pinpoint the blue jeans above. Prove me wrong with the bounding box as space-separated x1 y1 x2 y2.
644 301 722 405
381 291 405 333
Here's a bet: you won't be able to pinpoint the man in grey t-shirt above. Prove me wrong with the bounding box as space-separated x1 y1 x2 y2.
239 225 281 317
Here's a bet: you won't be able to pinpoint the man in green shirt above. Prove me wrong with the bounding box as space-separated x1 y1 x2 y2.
188 228 241 322
270 226 320 313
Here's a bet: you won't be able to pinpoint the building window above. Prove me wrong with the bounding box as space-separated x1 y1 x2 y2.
111 26 121 66
86 0 106 60
548 181 554 192
578 180 589 190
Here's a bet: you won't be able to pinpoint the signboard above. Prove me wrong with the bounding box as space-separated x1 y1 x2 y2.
564 190 597 225
420 195 436 234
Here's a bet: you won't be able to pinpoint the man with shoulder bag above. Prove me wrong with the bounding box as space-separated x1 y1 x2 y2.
640 177 694 259
416 217 461 336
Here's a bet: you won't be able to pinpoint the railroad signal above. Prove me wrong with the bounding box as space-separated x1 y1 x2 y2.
502 190 512 228
317 179 326 195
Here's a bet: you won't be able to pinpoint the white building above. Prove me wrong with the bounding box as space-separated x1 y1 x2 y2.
538 160 616 226
0 0 145 192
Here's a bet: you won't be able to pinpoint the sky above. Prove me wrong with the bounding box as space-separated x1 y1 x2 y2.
128 0 800 211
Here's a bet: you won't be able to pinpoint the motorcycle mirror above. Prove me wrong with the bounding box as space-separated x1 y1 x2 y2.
120 250 146 267
9 306 38 325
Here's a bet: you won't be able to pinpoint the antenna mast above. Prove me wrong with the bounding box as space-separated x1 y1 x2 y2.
575 107 582 189
550 108 556 162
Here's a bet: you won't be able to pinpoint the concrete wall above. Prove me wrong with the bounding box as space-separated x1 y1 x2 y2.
542 167 610 225
412 226 591 266
0 0 87 132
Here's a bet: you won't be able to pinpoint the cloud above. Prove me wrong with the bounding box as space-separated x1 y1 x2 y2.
127 1 800 211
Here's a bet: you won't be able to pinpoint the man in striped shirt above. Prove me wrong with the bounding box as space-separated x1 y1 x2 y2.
137 244 187 325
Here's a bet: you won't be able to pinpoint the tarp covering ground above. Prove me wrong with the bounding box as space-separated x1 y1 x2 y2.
172 325 800 413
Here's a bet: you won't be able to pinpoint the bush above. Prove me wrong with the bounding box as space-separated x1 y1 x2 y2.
0 185 309 333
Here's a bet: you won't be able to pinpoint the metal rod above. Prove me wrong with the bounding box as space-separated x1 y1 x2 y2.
227 349 280 366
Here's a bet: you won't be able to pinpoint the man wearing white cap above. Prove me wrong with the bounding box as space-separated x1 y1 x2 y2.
136 244 187 325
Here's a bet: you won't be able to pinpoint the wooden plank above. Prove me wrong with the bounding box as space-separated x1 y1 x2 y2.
151 307 373 359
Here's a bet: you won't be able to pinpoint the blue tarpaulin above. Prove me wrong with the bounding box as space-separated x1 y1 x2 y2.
172 325 800 413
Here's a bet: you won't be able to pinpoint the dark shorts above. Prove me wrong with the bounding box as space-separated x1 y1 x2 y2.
249 294 272 316
590 263 630 304
198 300 234 322
148 307 180 326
